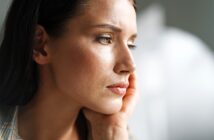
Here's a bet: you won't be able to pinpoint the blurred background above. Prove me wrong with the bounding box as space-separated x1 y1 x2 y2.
1 0 214 140
129 0 214 140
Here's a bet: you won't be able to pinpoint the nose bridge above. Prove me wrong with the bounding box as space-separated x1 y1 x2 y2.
114 41 135 74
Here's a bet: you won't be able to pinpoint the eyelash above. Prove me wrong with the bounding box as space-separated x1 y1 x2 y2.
96 34 113 45
128 44 137 49
95 34 136 49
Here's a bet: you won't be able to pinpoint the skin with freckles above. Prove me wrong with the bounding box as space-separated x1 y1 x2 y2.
18 0 137 139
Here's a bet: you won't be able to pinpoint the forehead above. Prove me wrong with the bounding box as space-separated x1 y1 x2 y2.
85 0 135 19
75 0 137 32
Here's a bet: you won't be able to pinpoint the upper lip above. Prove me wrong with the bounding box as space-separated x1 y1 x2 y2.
107 83 129 88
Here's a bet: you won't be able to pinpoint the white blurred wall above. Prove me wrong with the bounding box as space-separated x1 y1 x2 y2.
129 4 214 140
0 0 12 43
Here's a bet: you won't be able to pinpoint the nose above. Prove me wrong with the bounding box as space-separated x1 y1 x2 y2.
113 42 136 75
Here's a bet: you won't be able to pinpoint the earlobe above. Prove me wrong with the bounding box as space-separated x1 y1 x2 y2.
32 25 51 65
33 46 50 65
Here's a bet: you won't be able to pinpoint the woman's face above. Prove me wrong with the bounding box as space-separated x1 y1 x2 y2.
47 0 137 114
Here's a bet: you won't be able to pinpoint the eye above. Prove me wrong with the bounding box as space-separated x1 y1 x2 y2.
128 44 136 49
128 41 137 49
96 34 113 45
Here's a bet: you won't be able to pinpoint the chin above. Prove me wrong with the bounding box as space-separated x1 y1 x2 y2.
96 99 123 115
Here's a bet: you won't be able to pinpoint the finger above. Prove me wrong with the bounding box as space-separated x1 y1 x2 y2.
127 72 140 102
121 90 138 116
127 72 137 90
121 72 139 116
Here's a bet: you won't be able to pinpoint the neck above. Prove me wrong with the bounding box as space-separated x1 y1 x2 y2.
18 85 82 140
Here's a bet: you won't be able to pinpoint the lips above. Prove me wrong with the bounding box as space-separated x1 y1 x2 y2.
107 83 129 96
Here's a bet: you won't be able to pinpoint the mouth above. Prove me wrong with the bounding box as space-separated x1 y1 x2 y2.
106 83 129 96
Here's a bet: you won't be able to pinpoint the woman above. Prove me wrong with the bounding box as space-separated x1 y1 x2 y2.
0 0 138 139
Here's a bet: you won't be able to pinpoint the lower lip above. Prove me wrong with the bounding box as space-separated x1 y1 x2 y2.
107 87 127 96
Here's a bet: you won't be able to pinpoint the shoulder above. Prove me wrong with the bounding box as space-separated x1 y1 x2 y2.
0 105 16 139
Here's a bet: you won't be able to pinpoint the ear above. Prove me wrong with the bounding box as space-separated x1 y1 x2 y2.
32 25 51 65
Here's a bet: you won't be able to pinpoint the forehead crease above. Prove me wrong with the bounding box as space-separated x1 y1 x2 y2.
76 0 136 32
85 0 134 19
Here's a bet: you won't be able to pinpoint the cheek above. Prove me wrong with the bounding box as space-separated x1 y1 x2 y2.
50 42 123 114
50 42 114 95
73 47 115 90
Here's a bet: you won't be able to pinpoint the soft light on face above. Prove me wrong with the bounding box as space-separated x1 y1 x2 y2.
47 0 137 114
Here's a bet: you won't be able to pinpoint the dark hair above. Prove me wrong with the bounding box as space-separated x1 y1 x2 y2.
0 0 136 138
0 0 90 106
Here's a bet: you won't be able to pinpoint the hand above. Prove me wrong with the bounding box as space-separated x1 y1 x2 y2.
83 73 139 140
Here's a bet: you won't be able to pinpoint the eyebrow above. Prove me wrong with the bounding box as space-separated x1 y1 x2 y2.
90 24 122 32
89 23 138 38
131 33 138 40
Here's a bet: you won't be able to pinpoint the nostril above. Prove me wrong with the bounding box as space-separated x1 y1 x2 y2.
120 70 130 74
113 62 136 74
